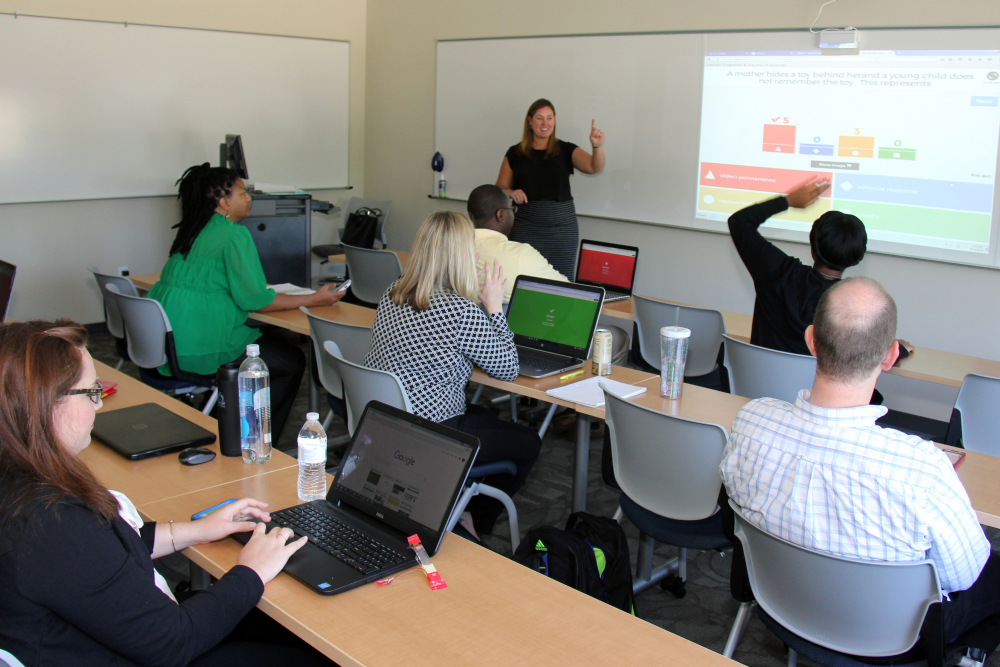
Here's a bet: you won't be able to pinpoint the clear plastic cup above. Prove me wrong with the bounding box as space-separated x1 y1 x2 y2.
660 326 691 399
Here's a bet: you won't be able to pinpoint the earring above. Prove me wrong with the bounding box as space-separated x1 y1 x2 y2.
224 210 232 221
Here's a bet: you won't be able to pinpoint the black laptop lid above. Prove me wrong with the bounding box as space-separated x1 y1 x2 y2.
0 260 15 322
328 401 479 555
92 403 216 460
574 240 639 294
506 276 605 360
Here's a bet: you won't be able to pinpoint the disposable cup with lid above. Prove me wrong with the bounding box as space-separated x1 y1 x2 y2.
660 326 691 339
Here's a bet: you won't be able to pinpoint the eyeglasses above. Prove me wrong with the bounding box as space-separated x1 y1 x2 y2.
63 382 103 405
502 205 518 214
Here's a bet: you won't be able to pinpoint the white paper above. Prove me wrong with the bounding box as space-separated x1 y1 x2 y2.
268 283 316 296
545 376 646 408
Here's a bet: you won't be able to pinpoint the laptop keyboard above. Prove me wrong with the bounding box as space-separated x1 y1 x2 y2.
270 504 409 576
518 348 574 374
603 290 630 302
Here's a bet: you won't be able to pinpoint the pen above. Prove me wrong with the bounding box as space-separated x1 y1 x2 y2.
560 369 585 381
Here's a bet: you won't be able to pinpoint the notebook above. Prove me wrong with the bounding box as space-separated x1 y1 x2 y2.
545 376 647 408
92 403 216 460
506 276 605 379
574 240 639 302
233 401 480 596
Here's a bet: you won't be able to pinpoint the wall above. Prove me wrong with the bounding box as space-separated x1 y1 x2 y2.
0 0 367 323
363 0 1000 361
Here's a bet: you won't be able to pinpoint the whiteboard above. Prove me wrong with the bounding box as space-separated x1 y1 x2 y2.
0 15 350 204
435 29 1000 268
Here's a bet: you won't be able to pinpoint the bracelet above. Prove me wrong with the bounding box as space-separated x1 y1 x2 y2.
168 520 178 552
591 144 602 149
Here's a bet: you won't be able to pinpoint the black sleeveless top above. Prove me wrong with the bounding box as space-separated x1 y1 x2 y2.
505 140 578 202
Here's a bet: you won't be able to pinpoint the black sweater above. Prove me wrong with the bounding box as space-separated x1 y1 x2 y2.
728 197 836 356
0 494 263 667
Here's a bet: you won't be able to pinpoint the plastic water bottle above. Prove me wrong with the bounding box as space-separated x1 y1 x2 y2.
297 412 328 501
238 344 271 464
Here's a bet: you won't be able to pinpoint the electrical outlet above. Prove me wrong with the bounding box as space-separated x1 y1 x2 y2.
118 266 129 276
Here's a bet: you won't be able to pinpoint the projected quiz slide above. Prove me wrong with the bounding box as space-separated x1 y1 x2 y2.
697 50 1000 256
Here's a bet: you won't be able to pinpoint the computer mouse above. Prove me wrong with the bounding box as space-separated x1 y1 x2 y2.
178 447 216 466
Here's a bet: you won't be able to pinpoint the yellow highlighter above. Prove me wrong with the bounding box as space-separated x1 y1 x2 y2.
559 369 585 381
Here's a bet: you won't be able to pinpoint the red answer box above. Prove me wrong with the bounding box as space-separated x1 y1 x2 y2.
700 162 832 196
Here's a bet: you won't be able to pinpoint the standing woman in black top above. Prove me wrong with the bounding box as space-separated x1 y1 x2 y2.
496 98 606 278
0 320 324 667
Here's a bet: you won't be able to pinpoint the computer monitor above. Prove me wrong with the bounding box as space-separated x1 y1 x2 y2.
0 260 15 322
220 134 249 179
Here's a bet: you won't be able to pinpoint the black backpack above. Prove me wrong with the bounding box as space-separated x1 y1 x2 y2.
514 511 636 615
341 207 381 249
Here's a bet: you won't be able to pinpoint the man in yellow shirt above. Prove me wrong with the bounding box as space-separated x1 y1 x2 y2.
468 184 566 303
468 184 628 367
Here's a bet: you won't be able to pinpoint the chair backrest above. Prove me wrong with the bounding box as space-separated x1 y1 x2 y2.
91 271 138 339
343 197 392 247
731 500 941 657
104 284 170 370
602 382 728 520
953 373 1000 456
633 296 726 377
323 340 412 434
723 334 816 404
342 245 404 304
301 306 373 400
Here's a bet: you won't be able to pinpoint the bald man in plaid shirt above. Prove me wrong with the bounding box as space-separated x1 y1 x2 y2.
721 277 999 650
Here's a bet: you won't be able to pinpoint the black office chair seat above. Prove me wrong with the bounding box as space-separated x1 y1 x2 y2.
312 243 344 258
619 493 731 552
757 607 935 667
138 366 215 393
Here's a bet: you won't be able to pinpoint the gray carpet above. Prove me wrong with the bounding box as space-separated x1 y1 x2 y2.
87 328 1000 667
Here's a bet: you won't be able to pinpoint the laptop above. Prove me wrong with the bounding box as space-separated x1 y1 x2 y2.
0 260 15 322
234 401 480 596
574 240 639 302
506 276 605 379
92 403 216 460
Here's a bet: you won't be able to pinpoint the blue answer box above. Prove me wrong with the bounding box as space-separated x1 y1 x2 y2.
971 96 998 107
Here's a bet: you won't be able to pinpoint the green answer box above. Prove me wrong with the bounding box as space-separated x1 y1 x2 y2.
833 199 990 242
878 147 917 160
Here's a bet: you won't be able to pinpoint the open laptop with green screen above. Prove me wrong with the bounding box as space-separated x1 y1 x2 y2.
506 276 605 378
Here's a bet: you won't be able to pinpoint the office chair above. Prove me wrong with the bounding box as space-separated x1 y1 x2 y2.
723 334 817 404
90 269 139 370
104 284 217 414
323 340 520 551
945 373 1000 456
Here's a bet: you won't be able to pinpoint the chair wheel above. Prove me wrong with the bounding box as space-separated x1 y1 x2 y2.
660 575 686 598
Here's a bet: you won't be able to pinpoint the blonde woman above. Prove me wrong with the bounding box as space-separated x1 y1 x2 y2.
496 98 606 277
365 211 541 538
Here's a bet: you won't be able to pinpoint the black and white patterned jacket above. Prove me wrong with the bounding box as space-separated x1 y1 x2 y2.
365 283 518 422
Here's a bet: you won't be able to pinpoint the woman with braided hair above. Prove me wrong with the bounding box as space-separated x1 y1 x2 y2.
149 164 344 439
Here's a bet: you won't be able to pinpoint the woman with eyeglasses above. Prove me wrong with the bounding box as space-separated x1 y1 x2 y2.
0 320 332 667
148 164 345 440
496 98 606 278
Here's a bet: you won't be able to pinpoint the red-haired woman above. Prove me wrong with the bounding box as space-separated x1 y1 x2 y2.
496 98 606 278
0 320 325 667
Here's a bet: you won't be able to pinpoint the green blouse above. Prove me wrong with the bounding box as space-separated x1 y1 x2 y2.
148 214 276 376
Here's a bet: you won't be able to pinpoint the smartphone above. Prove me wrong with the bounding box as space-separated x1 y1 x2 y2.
335 279 352 292
191 498 238 521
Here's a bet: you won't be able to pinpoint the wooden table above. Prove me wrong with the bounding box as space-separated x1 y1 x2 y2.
138 467 740 667
470 363 749 513
125 275 1000 523
328 250 410 270
598 295 1000 389
85 362 297 506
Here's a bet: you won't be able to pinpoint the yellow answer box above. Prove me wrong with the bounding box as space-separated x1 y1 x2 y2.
698 186 831 222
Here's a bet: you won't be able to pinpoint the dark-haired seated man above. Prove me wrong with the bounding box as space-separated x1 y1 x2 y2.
468 183 628 365
721 278 998 652
728 176 910 359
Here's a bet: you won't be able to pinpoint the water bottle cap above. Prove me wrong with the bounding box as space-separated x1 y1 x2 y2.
306 412 319 421
246 344 260 356
660 326 691 339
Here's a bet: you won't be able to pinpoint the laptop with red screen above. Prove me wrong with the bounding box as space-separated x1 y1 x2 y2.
574 240 638 302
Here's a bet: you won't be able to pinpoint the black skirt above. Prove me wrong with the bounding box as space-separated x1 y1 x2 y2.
508 199 579 279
